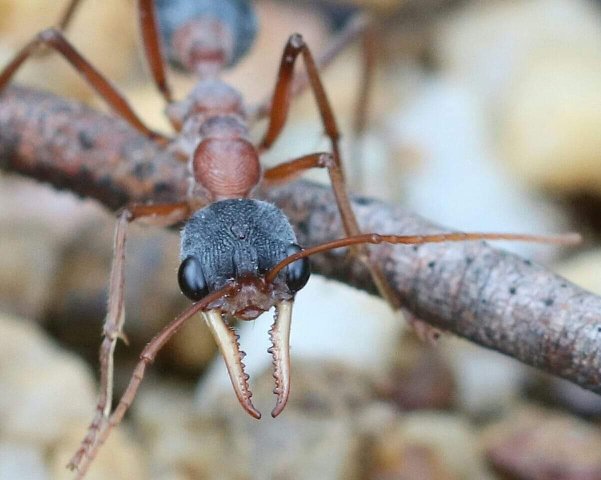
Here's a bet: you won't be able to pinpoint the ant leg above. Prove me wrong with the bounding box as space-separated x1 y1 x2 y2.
260 34 401 308
352 18 376 143
403 308 443 345
262 152 332 185
72 286 235 479
250 13 373 123
67 201 190 474
66 210 130 473
137 0 175 105
55 0 86 30
0 28 170 145
349 19 377 191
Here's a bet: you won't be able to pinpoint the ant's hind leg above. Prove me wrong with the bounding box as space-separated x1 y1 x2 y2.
0 28 170 144
55 0 86 30
250 12 374 125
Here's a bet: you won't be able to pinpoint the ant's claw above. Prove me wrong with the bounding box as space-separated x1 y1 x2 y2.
269 300 293 418
202 309 261 418
202 301 294 419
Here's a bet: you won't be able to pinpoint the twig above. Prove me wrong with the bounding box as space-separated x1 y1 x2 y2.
1 85 600 394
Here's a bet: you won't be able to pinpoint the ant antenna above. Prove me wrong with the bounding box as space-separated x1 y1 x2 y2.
266 232 582 283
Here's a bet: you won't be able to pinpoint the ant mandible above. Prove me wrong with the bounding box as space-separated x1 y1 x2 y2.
0 0 579 477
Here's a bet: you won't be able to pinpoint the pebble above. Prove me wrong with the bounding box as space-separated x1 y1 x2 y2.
0 224 60 320
364 411 494 479
0 313 95 444
137 362 373 479
0 442 49 480
447 341 526 418
482 406 601 479
0 312 146 477
435 0 601 195
379 330 456 411
0 174 101 320
386 78 566 260
49 424 147 480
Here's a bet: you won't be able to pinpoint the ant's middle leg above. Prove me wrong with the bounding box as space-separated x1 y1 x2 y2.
0 27 170 145
259 34 401 309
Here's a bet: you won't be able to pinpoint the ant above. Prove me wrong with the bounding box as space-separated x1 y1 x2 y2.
0 0 579 477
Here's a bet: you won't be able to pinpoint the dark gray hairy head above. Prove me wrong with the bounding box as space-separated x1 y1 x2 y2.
180 199 296 291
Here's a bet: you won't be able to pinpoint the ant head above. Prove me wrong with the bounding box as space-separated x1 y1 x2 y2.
179 199 310 419
179 199 310 319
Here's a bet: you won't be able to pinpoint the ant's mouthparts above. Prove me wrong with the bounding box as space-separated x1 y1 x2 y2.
201 301 294 419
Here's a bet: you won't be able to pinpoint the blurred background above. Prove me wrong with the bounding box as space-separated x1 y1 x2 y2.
2 0 601 478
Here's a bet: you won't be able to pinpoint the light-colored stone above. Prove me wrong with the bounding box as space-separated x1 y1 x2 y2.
0 313 96 445
447 340 526 417
554 249 601 295
435 0 601 195
501 53 601 194
139 362 373 480
381 330 456 411
0 312 147 477
436 0 601 111
0 226 60 320
367 411 493 479
0 174 106 319
386 78 566 260
482 406 601 479
0 442 49 480
399 412 492 479
50 423 147 480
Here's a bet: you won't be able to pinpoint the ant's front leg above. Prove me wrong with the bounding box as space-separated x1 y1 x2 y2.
259 34 401 309
67 201 190 476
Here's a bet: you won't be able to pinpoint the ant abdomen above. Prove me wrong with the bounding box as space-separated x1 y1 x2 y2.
156 0 257 72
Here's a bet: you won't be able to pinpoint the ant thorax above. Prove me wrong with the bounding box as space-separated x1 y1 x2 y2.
166 79 246 154
165 80 261 200
179 198 309 319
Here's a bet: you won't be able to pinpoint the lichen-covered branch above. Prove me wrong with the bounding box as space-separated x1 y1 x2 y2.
1 85 600 394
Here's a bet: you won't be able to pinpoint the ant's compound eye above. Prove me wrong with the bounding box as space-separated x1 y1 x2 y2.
284 244 310 293
178 256 209 301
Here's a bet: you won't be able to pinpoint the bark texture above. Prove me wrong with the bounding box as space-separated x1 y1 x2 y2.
1 86 600 393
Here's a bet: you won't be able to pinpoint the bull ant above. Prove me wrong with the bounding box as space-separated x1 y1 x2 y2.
0 0 579 477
